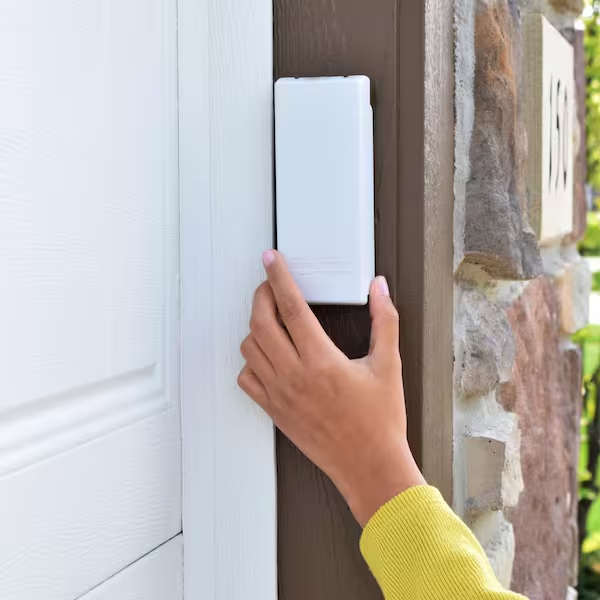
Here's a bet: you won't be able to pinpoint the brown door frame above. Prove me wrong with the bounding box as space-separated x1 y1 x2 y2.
274 1 454 598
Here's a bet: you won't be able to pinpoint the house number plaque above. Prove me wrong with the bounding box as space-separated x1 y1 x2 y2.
523 14 574 243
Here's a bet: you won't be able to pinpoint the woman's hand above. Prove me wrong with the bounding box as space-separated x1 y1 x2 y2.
238 250 425 526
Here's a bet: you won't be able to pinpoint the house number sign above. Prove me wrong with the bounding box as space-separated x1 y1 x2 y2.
523 15 574 243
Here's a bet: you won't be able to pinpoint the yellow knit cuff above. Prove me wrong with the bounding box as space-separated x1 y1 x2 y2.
360 486 523 600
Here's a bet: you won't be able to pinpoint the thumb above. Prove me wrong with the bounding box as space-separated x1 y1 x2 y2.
368 276 400 367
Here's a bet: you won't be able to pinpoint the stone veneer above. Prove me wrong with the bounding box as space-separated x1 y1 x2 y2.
454 0 588 598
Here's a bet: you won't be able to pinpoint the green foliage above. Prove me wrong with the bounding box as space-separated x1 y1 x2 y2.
585 530 600 555
578 3 600 595
574 325 600 373
588 499 600 540
575 323 600 595
586 2 600 190
580 212 600 256
580 565 600 600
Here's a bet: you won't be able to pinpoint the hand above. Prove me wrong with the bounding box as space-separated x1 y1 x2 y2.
238 250 426 526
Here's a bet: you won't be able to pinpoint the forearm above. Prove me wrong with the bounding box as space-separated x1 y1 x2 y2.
360 486 527 600
240 255 526 599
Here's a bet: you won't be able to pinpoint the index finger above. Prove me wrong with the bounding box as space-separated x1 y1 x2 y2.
261 249 334 357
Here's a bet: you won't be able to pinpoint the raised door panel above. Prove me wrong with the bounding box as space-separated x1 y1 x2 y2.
80 536 183 600
0 2 181 599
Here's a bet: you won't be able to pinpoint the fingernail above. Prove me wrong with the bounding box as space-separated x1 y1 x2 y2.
262 249 275 268
376 276 390 297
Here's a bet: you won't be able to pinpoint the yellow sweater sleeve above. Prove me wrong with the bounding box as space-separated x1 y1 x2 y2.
360 486 527 600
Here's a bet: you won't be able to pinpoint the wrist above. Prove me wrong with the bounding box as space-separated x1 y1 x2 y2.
341 439 426 527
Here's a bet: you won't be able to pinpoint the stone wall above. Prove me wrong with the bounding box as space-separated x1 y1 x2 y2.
454 1 589 598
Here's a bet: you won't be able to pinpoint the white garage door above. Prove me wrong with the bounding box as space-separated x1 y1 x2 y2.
0 1 182 598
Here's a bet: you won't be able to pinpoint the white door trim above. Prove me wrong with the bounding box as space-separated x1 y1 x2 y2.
177 0 277 598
